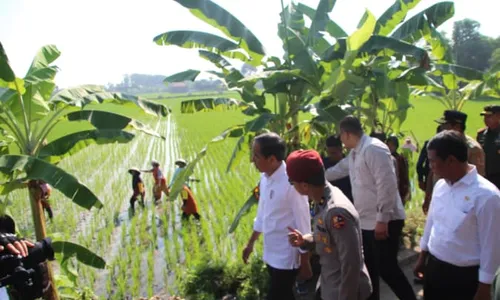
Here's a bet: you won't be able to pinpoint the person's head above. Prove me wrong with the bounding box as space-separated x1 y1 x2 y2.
480 105 500 129
325 135 344 162
128 168 140 176
175 159 187 168
151 160 160 168
405 138 412 144
286 150 325 200
0 214 15 234
339 115 364 149
386 136 399 154
252 132 286 174
427 130 469 181
435 110 467 133
370 131 387 143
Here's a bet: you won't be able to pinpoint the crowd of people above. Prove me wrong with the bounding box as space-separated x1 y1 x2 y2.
243 105 500 300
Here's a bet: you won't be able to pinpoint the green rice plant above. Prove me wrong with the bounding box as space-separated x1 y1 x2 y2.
147 247 155 298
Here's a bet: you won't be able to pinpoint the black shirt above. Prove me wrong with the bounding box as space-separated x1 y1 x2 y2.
322 156 353 203
132 174 143 190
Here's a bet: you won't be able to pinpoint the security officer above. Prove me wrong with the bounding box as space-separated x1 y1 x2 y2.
424 110 485 209
477 105 500 189
286 149 372 300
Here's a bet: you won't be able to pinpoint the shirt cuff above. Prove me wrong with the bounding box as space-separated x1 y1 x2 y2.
479 269 495 284
298 247 309 254
376 211 391 223
419 239 428 252
253 218 262 233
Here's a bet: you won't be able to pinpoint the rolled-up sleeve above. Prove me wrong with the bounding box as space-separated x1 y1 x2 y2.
290 187 311 254
325 157 350 182
365 146 397 223
476 194 500 284
253 181 264 233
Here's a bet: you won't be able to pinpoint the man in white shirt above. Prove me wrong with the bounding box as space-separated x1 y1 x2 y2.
242 132 311 300
325 116 416 300
414 130 500 300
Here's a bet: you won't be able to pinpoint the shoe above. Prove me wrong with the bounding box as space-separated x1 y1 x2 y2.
295 281 308 295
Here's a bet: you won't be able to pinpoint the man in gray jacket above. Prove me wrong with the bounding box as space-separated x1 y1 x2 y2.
325 116 416 300
287 149 372 300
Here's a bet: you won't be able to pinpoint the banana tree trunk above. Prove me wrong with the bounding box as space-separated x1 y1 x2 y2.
28 180 59 300
289 96 300 151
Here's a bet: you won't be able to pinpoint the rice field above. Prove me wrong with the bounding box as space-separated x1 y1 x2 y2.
5 95 491 299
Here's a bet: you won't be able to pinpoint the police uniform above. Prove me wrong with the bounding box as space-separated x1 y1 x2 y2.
302 183 372 300
477 105 500 189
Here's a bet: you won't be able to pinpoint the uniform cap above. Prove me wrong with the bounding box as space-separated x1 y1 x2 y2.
480 105 500 116
286 150 325 186
435 110 467 125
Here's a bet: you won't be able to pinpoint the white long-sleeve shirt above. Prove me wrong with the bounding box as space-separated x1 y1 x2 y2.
253 162 311 270
420 166 500 284
325 135 405 230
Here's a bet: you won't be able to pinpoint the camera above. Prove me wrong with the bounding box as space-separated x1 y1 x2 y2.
0 237 55 300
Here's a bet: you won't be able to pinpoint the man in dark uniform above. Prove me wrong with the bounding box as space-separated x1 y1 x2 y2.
287 149 372 300
322 135 353 202
477 105 500 189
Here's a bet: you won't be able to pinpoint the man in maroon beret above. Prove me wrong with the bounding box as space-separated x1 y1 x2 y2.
287 149 372 300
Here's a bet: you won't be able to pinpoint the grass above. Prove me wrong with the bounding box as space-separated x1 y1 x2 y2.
4 90 493 299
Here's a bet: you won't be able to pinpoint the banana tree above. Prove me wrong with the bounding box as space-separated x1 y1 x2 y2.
0 43 169 299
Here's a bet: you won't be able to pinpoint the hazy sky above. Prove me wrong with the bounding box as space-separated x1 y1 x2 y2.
1 0 498 88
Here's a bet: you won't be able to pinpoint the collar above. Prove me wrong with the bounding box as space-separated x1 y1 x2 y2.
448 165 478 187
353 134 368 154
265 161 286 182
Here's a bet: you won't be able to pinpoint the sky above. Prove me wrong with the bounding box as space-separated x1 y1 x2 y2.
0 0 498 88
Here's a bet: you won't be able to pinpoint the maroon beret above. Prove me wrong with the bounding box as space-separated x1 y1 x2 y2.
286 150 325 185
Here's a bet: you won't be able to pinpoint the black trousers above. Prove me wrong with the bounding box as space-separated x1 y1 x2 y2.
362 229 380 300
363 220 416 300
377 220 417 300
424 254 479 300
266 264 299 300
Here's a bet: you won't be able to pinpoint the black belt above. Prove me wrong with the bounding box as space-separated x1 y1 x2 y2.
428 253 479 273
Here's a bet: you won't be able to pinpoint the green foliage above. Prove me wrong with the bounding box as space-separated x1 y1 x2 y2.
180 257 269 300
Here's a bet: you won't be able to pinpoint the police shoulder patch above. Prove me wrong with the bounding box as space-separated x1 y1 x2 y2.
331 215 345 229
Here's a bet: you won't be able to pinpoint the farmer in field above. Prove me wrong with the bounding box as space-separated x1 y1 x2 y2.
476 105 500 189
287 149 372 300
128 168 145 210
180 184 200 220
169 159 187 188
241 132 311 300
324 116 415 300
386 136 410 205
31 180 54 220
142 160 169 201
414 130 500 300
423 110 486 211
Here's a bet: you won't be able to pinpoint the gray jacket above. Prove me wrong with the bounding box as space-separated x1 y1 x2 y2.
302 182 372 300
